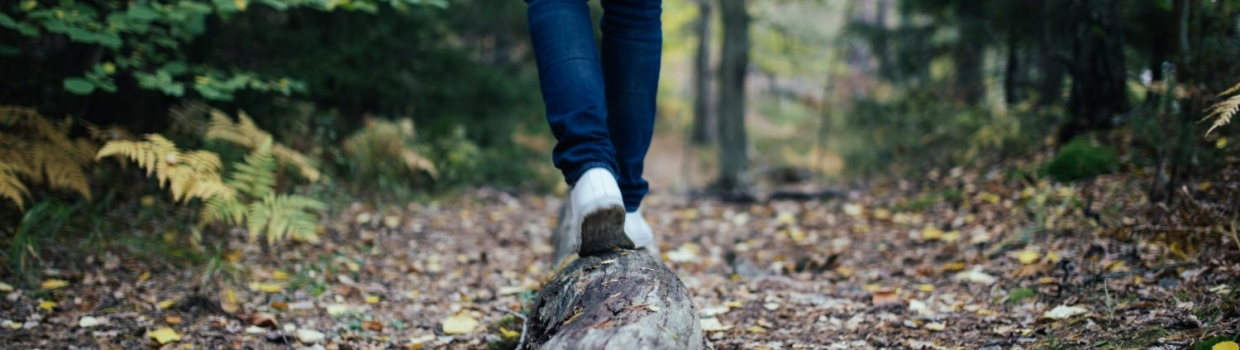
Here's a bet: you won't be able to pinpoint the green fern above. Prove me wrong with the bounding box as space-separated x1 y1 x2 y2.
206 110 321 182
245 194 325 244
227 138 278 199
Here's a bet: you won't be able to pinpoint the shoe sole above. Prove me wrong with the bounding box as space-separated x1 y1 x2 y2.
578 205 631 256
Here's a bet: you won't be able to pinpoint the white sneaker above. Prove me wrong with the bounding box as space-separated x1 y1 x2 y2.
624 209 653 249
570 168 631 256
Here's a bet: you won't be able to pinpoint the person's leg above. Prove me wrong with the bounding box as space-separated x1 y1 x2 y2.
528 0 632 256
600 0 662 212
528 0 618 184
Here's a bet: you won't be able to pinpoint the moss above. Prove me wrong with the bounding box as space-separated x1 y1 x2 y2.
1044 138 1119 182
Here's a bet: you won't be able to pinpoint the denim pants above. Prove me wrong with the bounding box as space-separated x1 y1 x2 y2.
527 0 662 212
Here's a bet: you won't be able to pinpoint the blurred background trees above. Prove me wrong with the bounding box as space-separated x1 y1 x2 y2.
1 0 1239 265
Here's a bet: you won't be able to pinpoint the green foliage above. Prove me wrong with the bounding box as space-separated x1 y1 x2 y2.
5 199 79 283
1044 139 1119 182
0 0 443 101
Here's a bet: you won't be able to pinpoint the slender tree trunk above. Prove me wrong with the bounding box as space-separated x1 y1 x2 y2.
1061 0 1129 142
1035 0 1066 107
953 0 984 105
691 0 715 145
716 0 749 191
1004 30 1020 106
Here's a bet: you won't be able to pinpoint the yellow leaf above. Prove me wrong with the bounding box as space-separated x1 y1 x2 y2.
140 195 155 207
165 316 182 325
835 266 854 278
925 322 946 332
41 279 69 290
499 326 519 339
250 282 284 293
0 282 12 292
39 300 57 311
918 284 935 292
1046 251 1061 264
1017 250 1040 264
138 271 151 282
157 299 176 309
149 327 182 345
272 270 290 280
365 295 381 304
1213 341 1239 350
873 208 891 220
942 230 961 242
442 313 478 335
922 227 944 241
233 0 248 11
1217 137 1228 149
942 262 966 272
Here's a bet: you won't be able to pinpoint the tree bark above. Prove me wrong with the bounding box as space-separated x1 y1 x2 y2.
1061 0 1130 142
524 250 706 350
691 0 715 145
716 0 749 191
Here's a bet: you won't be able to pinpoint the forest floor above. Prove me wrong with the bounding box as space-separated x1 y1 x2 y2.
4 166 1240 349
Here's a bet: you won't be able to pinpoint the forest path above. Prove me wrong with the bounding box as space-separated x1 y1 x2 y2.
5 179 1239 349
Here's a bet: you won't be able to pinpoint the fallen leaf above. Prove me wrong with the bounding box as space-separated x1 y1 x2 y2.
149 327 181 345
41 279 69 290
599 259 616 265
38 300 56 311
273 270 291 280
497 286 525 296
272 301 288 310
365 295 381 304
918 284 935 292
908 299 933 315
1017 250 1040 264
248 313 277 328
1214 341 1239 350
921 227 944 241
842 204 863 217
499 326 519 339
157 299 176 309
362 320 383 332
79 316 102 328
250 282 284 293
296 328 326 344
871 287 899 306
1 320 21 329
442 313 479 335
165 316 182 325
925 322 946 331
0 282 11 292
700 317 732 332
942 230 962 242
954 267 997 285
1043 305 1089 319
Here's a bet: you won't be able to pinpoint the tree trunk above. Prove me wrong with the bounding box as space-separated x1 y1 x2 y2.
691 0 715 145
1004 30 1020 106
716 0 749 191
1061 0 1130 142
524 250 706 350
953 0 984 105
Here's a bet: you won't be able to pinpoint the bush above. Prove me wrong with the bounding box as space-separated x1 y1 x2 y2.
1044 138 1119 182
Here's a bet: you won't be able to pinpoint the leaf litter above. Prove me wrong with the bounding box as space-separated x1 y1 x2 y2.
0 168 1238 349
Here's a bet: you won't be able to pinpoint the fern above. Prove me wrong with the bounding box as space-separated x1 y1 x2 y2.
205 110 321 182
96 135 235 202
342 117 439 179
1204 81 1240 135
245 194 325 244
0 106 95 207
227 138 278 198
0 164 29 209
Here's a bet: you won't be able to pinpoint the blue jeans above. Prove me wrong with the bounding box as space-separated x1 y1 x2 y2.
528 0 662 212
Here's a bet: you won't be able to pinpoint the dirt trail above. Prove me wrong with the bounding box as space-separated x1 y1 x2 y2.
3 178 1238 348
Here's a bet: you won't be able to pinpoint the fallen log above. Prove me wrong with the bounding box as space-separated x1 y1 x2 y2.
524 249 706 350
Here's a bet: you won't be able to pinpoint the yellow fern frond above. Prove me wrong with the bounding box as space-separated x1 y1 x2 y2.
205 110 320 182
1204 93 1240 135
97 135 234 202
1219 81 1240 97
1 106 94 200
201 196 247 226
0 164 29 209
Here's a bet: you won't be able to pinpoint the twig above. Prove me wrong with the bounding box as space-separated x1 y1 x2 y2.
500 308 529 350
